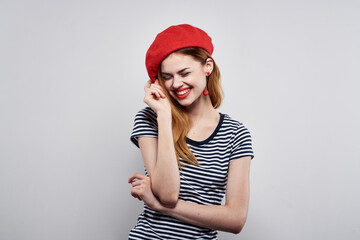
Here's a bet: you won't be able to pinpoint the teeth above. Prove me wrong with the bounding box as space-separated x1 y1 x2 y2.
176 89 190 95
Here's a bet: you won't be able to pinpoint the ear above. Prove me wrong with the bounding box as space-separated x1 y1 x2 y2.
204 58 214 74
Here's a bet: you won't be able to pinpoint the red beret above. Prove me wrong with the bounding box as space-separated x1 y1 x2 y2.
145 24 214 83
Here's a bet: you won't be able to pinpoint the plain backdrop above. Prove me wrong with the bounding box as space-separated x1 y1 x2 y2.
1 0 359 239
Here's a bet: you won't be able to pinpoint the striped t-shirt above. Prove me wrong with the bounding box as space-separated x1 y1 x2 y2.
129 107 254 240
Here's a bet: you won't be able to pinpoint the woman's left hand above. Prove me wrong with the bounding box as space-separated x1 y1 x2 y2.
128 173 160 210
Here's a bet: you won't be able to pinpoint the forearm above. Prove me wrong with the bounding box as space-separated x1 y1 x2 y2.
154 200 248 234
151 111 180 204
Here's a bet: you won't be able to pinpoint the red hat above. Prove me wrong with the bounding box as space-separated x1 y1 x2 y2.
145 24 214 83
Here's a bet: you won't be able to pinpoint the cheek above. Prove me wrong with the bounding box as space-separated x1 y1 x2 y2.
163 82 172 93
193 74 206 87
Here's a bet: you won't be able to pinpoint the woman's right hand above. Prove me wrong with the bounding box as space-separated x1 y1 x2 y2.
143 80 171 116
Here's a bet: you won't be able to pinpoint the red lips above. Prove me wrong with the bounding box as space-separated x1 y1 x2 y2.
174 87 191 99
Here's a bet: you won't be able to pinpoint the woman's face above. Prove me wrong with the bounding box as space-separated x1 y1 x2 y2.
160 53 211 107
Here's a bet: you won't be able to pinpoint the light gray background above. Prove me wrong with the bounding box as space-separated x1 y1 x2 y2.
1 0 359 239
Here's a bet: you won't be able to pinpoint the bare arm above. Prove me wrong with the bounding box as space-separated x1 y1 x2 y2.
134 80 180 206
156 156 251 233
137 113 180 206
130 156 251 234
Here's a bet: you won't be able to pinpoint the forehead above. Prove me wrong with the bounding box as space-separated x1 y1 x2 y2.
160 53 201 73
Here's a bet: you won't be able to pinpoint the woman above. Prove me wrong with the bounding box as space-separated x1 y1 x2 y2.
128 24 254 239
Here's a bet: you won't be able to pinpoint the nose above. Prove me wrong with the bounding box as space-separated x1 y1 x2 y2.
172 75 183 89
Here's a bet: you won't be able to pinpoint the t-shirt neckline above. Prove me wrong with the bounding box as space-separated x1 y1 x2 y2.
186 113 224 146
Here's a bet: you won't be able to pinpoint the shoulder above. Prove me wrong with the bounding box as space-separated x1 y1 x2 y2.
134 107 158 125
131 107 158 147
222 113 254 160
135 106 157 119
221 113 253 146
221 113 250 135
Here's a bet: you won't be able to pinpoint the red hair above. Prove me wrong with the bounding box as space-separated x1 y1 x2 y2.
157 47 223 166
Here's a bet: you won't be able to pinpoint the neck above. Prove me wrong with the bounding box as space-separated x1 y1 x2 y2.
185 96 218 123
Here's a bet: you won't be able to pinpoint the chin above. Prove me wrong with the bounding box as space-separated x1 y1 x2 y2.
176 101 193 107
176 98 202 108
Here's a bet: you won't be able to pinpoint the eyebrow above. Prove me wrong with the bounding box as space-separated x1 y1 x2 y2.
161 67 190 75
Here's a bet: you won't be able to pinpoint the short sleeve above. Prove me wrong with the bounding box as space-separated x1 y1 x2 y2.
229 123 254 161
130 107 158 148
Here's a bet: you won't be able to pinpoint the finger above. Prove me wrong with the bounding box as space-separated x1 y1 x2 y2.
150 84 165 92
128 172 146 183
148 89 161 99
149 86 166 99
150 86 166 98
150 84 166 96
146 87 159 95
147 79 161 89
150 83 162 90
159 90 166 98
153 79 161 86
131 188 142 201
134 188 143 201
131 180 145 187
144 80 152 91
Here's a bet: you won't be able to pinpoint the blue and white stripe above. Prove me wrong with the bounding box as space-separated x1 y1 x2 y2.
129 107 254 239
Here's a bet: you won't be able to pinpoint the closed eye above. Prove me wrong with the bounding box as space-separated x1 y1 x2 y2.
181 72 190 77
161 75 172 80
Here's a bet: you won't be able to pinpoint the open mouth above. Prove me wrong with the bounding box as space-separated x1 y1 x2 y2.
174 87 191 99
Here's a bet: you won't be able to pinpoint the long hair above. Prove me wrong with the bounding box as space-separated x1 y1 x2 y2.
157 47 223 167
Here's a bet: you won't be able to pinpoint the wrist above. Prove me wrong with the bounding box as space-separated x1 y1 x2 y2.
152 200 162 212
157 110 172 122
